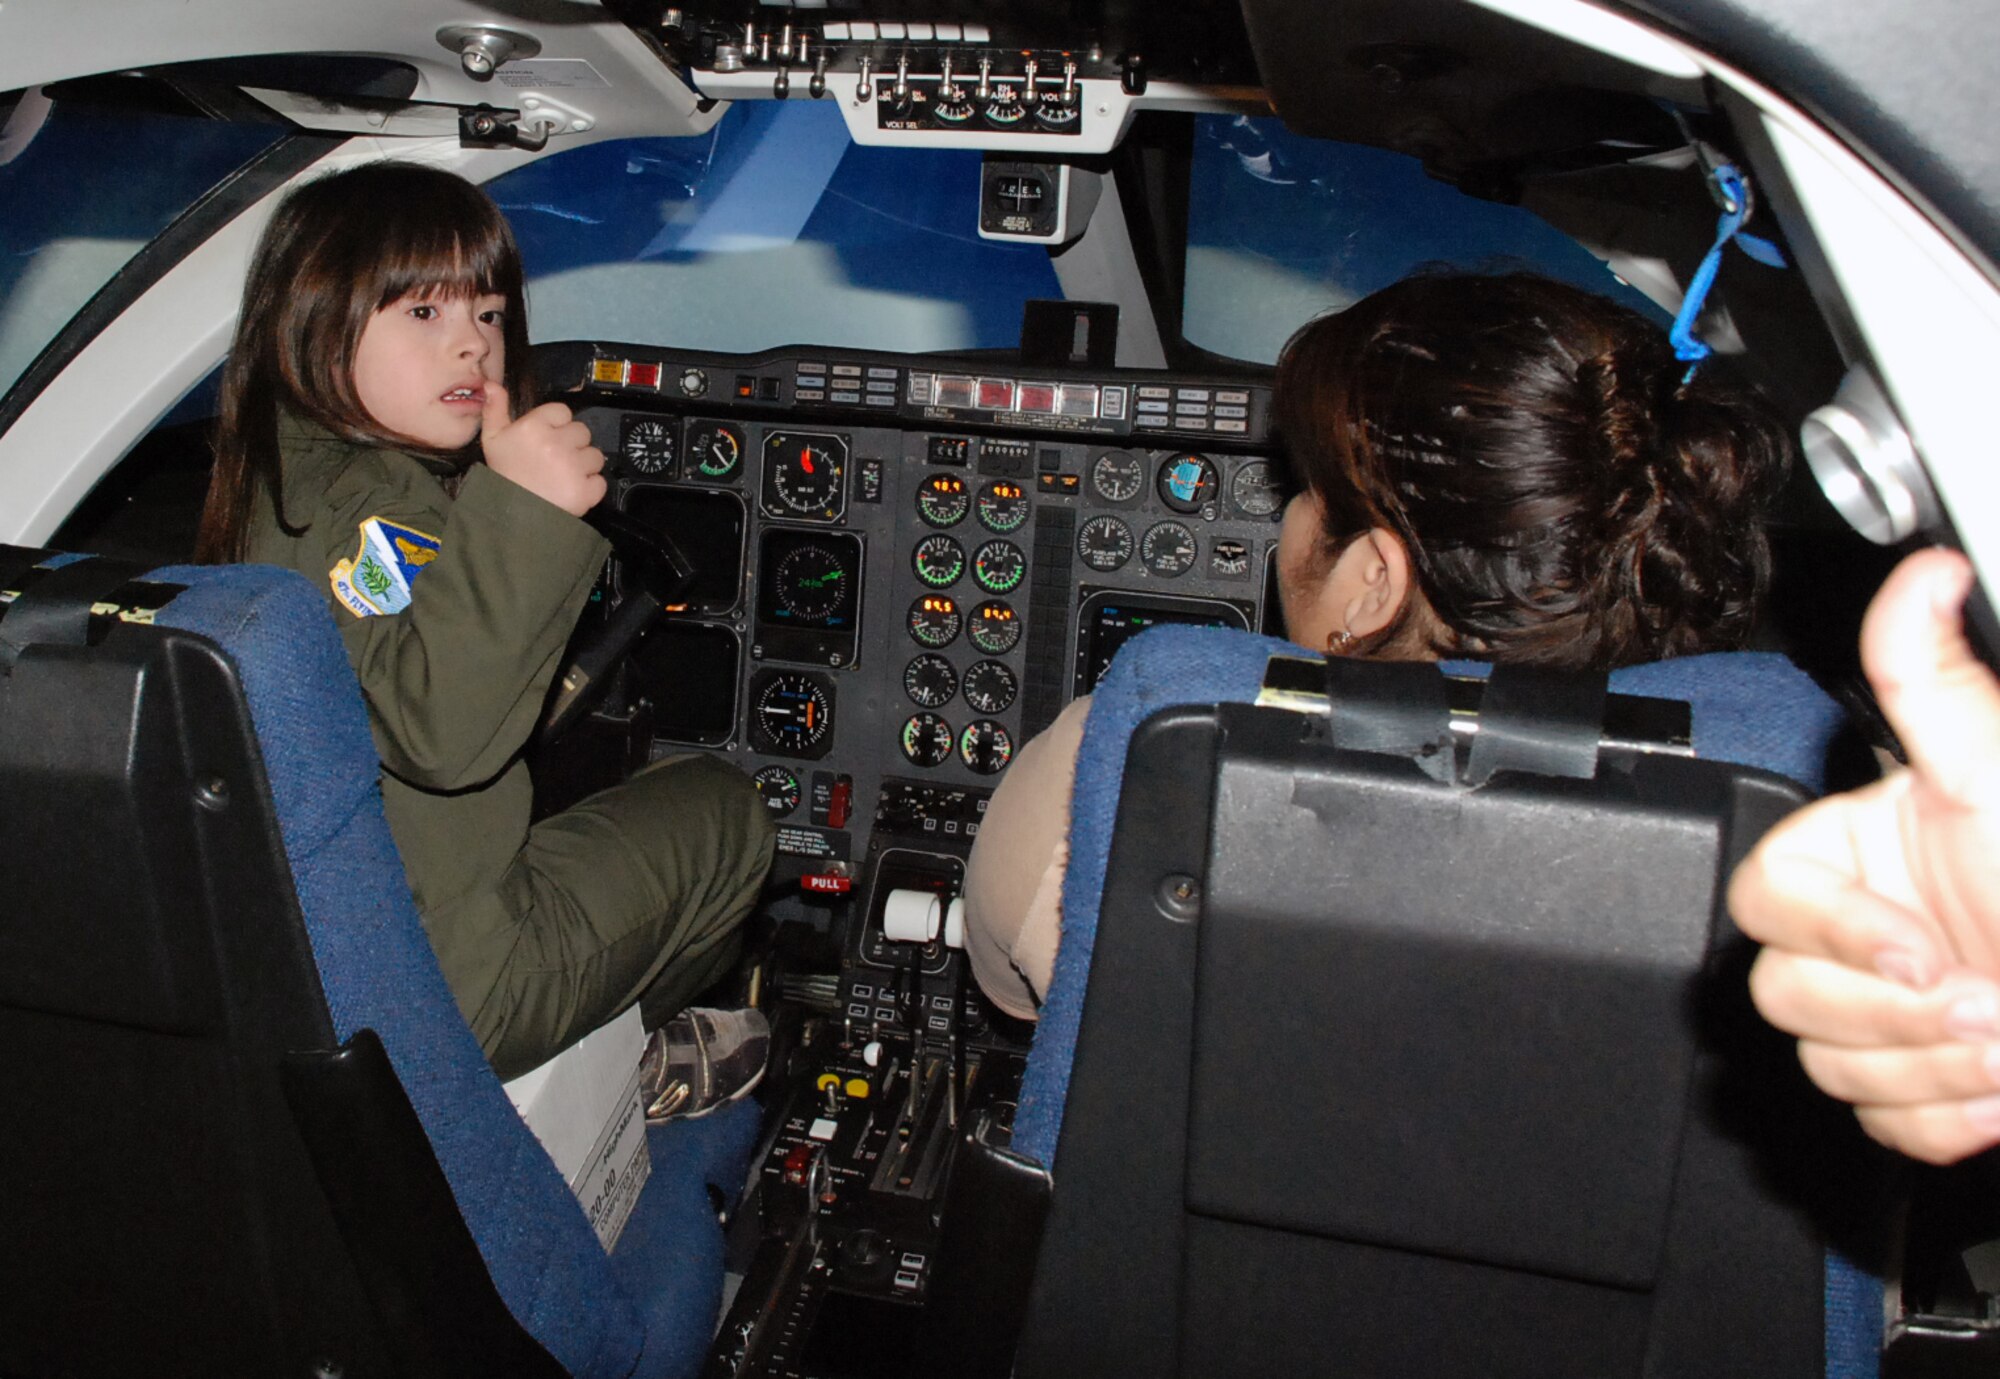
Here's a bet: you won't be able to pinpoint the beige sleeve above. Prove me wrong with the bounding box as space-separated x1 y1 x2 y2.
961 694 1093 1020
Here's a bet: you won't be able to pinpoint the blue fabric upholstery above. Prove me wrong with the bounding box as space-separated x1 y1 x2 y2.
1009 625 1880 1376
150 562 754 1379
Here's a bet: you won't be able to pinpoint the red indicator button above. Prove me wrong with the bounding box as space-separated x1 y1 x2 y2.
626 362 661 389
1017 383 1057 413
976 378 1017 410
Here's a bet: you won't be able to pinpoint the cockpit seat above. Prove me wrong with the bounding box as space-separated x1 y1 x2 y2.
984 625 1885 1379
0 550 757 1379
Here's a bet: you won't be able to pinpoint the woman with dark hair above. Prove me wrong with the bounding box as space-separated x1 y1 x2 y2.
197 163 775 1109
962 271 1792 1019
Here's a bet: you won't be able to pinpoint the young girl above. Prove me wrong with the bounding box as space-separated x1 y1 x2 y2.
963 272 1794 1019
197 162 775 1105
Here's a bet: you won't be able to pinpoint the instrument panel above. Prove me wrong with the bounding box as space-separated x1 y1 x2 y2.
554 342 1282 874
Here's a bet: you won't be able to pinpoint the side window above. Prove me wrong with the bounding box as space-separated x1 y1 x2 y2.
1182 114 1657 363
489 101 1064 355
0 84 283 408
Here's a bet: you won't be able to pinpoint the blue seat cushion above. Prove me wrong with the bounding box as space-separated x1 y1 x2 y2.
151 563 757 1379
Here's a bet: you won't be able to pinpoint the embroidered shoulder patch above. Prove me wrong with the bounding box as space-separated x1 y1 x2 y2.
329 516 441 618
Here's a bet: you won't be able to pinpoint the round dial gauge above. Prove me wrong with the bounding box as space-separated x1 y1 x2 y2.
1035 92 1080 128
907 594 963 649
1090 450 1144 503
915 472 970 527
912 534 966 588
773 543 852 622
903 654 959 709
1230 459 1284 518
752 673 833 754
959 720 1015 774
1157 453 1220 514
1077 515 1135 573
976 479 1031 533
902 713 955 768
686 421 743 480
972 540 1026 595
983 88 1028 126
620 416 676 476
1141 521 1198 577
962 660 1019 715
752 765 802 817
967 600 1021 655
764 430 847 518
933 94 976 125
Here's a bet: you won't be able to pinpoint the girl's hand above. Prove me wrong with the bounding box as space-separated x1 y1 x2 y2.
1733 549 2000 1163
480 381 607 517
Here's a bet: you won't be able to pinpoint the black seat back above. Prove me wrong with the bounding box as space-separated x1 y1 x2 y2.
1012 661 1884 1379
0 548 557 1378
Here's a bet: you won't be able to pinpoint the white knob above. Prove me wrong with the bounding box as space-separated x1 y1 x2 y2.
943 897 967 950
883 888 941 943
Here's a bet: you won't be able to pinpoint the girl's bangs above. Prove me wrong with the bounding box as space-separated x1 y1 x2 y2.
369 214 517 308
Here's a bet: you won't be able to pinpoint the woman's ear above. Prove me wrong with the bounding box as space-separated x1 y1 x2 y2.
1331 528 1412 638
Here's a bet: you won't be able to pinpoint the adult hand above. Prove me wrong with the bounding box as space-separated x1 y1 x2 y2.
480 382 607 518
1732 548 2000 1163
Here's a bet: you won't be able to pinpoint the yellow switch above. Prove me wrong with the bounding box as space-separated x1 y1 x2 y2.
844 1078 871 1100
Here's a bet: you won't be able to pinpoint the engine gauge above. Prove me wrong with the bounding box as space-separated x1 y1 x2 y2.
907 594 963 648
903 653 959 708
1230 459 1284 518
686 421 743 481
772 542 853 623
749 671 834 758
762 430 848 521
619 416 677 477
983 88 1028 127
1035 92 1080 128
976 479 1031 533
972 539 1026 595
912 533 966 588
902 713 955 768
915 472 970 527
1157 453 1220 514
967 600 1021 655
1210 538 1251 579
1141 521 1198 577
1090 450 1144 503
752 765 802 817
1077 514 1135 572
933 93 976 125
959 719 1015 774
962 660 1019 715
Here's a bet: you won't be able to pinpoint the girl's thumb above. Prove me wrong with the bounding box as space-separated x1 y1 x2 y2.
481 379 511 435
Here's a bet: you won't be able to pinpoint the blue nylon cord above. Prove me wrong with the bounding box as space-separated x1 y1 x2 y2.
1669 162 1768 382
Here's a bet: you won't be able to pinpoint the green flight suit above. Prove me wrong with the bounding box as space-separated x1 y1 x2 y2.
245 414 774 1079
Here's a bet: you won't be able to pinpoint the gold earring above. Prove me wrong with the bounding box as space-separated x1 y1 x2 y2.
1327 629 1355 655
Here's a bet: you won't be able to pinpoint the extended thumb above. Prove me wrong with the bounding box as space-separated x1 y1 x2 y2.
1865 549 2000 802
481 379 511 435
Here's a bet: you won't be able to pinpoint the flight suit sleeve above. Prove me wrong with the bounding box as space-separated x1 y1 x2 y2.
316 460 610 791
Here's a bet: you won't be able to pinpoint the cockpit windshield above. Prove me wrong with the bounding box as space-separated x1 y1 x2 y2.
0 82 282 408
494 100 1063 357
1183 114 1661 363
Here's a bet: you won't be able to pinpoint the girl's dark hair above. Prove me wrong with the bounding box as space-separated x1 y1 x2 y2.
195 163 530 563
1274 272 1791 668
